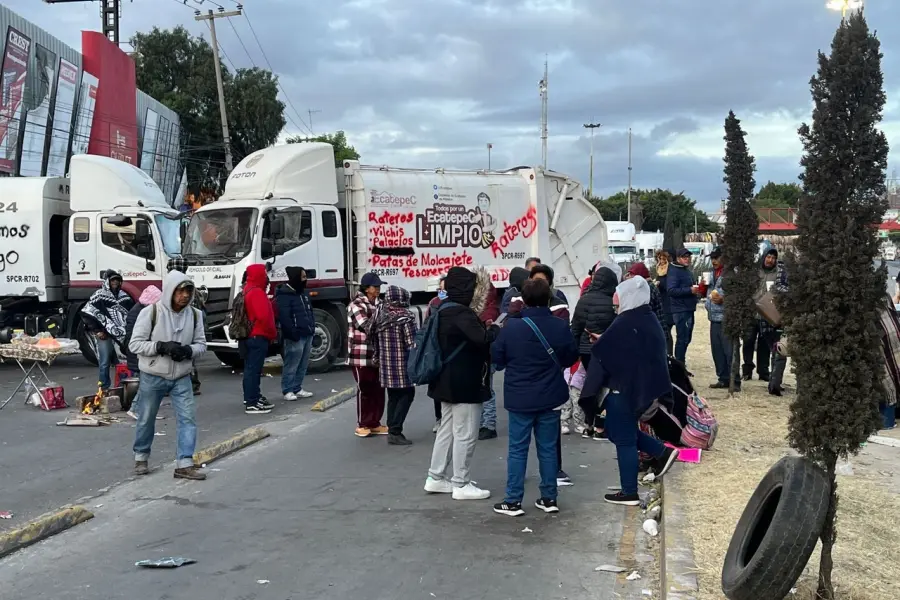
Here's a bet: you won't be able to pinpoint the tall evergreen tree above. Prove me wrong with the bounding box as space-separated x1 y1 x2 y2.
721 112 760 394
781 11 889 598
662 198 675 251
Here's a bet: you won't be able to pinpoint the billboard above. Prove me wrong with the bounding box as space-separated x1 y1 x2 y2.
0 26 31 174
18 44 57 176
139 107 158 173
46 57 77 176
70 70 98 156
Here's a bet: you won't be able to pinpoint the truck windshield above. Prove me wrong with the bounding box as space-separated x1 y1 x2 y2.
182 208 258 261
154 215 183 258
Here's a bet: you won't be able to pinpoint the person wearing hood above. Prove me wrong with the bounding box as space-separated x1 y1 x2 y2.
578 277 679 506
348 272 387 437
81 270 133 391
242 264 278 414
425 267 500 501
667 248 699 366
468 267 501 441
123 285 162 420
167 257 204 395
275 267 316 401
742 248 780 381
370 285 418 445
500 267 530 314
129 270 207 480
625 262 664 328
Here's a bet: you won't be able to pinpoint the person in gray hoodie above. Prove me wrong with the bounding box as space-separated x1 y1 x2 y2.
129 270 207 480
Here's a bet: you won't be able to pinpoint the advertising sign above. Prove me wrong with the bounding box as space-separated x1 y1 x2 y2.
46 57 78 176
0 26 31 173
18 44 57 176
139 107 158 173
70 71 98 156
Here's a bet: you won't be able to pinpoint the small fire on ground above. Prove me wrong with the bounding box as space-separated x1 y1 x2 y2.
81 385 104 415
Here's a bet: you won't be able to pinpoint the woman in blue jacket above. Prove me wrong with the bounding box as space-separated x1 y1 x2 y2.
275 267 316 401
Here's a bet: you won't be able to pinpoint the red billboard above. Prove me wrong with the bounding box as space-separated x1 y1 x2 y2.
81 31 138 165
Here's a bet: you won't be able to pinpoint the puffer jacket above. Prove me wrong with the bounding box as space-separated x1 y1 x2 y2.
570 266 618 354
666 263 697 314
274 285 315 341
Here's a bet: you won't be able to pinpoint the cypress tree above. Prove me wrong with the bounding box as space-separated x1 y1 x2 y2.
662 199 675 251
781 11 889 598
721 112 760 394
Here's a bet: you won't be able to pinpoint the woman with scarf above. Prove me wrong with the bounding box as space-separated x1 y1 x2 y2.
579 276 680 506
369 285 418 445
82 270 133 390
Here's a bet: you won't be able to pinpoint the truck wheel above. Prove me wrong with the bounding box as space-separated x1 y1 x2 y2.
721 456 830 600
214 351 244 370
309 308 340 373
76 319 99 366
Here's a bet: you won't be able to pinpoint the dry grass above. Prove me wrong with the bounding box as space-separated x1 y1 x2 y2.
678 314 900 600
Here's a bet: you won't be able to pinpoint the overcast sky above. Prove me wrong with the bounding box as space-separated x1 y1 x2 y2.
5 0 899 212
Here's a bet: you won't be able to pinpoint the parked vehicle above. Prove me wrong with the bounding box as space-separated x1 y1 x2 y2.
180 142 608 372
636 231 664 264
606 221 639 264
0 155 184 363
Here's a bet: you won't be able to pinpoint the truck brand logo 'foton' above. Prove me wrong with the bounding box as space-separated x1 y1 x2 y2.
231 172 256 179
245 154 264 168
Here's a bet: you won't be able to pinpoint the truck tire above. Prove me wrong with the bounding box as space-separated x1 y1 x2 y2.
309 308 341 373
721 456 830 600
76 318 99 366
215 351 244 370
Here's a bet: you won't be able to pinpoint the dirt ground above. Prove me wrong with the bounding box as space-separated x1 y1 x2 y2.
677 311 900 600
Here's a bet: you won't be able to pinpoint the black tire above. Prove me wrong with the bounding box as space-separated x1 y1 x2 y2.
214 350 244 370
309 307 340 373
75 318 99 366
721 456 830 600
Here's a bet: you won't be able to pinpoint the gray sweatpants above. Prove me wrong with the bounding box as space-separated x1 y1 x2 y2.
428 402 481 487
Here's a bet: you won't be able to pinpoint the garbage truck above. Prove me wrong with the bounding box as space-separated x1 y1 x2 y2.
0 154 184 363
181 142 608 372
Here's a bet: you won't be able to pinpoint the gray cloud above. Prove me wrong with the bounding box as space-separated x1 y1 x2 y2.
5 0 899 211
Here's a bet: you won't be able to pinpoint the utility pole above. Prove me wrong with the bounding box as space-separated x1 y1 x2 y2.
487 143 492 170
582 121 601 198
44 0 122 45
195 7 241 173
626 128 633 224
307 109 321 135
539 57 548 169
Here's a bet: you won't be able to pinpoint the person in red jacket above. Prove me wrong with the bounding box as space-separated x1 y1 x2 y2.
242 264 278 414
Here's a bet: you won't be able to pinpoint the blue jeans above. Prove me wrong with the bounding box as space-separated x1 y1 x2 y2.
133 373 197 469
480 365 497 429
97 336 116 389
604 392 665 495
281 337 312 395
672 312 695 366
505 410 560 503
242 337 269 405
710 321 737 386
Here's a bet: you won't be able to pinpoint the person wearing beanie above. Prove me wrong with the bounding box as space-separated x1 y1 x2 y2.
275 267 315 401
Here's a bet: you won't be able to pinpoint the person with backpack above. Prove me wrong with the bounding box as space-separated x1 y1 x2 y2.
237 264 278 414
348 272 387 437
129 270 207 480
369 285 417 445
275 267 315 401
491 278 579 516
578 276 679 506
123 285 162 420
424 267 500 500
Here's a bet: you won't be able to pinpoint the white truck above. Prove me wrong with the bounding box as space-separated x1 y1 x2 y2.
180 142 608 372
0 155 184 363
606 221 639 264
635 231 664 264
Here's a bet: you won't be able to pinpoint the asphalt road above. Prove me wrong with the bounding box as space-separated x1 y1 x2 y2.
0 352 354 532
0 383 650 600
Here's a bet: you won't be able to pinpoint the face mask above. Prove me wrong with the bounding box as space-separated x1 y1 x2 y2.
438 290 448 300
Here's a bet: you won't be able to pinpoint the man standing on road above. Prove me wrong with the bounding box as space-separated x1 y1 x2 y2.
129 270 207 480
275 267 315 401
167 257 205 395
705 248 740 391
348 272 387 437
666 249 699 366
242 264 278 414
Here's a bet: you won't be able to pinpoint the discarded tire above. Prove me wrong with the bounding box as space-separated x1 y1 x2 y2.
721 455 830 600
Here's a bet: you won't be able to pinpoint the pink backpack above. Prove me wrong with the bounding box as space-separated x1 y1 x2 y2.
674 383 718 450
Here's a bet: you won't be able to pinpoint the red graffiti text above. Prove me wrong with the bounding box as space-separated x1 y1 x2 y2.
490 204 538 258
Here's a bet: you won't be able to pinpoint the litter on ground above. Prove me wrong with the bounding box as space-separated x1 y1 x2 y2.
521 527 532 533
135 557 196 568
0 511 12 519
594 564 627 573
626 571 641 581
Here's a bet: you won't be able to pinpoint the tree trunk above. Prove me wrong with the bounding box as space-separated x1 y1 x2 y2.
816 454 838 599
729 339 740 395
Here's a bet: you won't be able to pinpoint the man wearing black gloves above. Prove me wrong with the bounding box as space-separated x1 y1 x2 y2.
129 270 207 480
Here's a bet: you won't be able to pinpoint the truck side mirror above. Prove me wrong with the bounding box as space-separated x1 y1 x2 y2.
134 219 151 245
269 215 285 239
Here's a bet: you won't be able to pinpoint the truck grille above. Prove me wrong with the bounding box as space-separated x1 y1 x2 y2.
204 287 232 341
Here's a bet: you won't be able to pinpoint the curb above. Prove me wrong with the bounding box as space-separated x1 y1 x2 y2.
193 426 270 466
660 471 700 599
310 386 355 412
0 506 93 559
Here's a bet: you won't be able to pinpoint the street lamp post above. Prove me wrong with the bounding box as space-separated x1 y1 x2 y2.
583 122 601 198
487 143 492 170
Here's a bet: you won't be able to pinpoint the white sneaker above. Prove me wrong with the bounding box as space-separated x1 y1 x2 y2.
452 483 491 500
561 424 571 435
296 390 313 398
126 410 138 420
283 392 298 401
424 477 453 494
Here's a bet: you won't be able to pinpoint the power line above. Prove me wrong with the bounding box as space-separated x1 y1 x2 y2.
226 17 256 66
